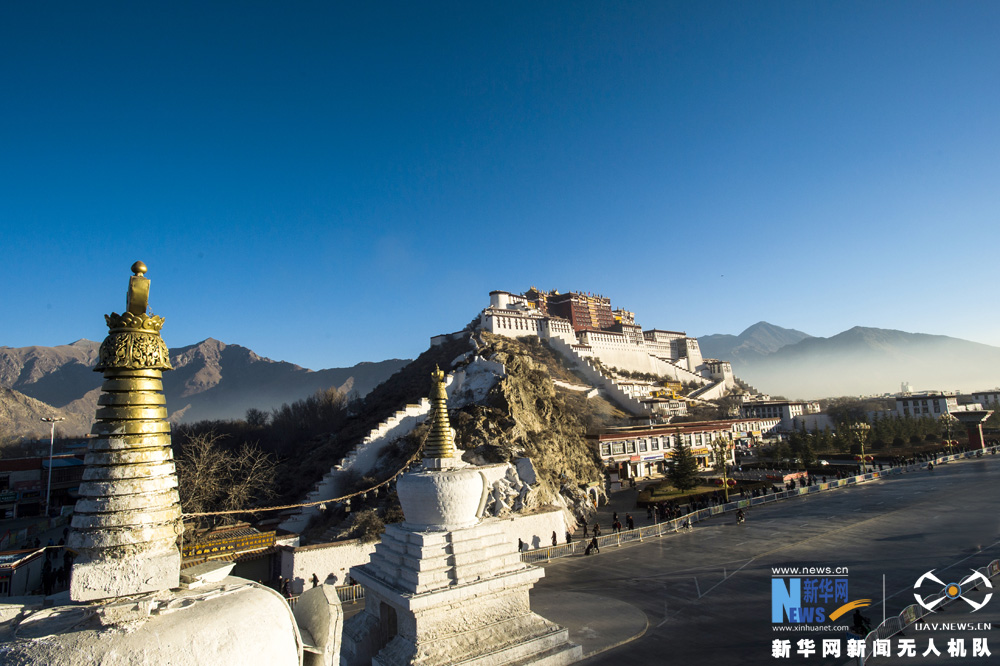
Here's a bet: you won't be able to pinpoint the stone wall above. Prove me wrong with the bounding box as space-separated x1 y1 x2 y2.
279 539 377 595
496 507 567 551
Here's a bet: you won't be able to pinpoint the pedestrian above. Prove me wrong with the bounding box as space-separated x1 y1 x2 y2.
281 579 291 598
551 531 558 547
646 506 652 520
311 573 319 588
613 511 618 524
593 523 601 538
42 559 53 596
518 538 525 552
590 536 600 554
582 522 588 538
566 531 572 544
626 514 634 531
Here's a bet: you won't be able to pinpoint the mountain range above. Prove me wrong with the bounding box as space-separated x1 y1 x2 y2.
5 321 998 438
0 339 407 439
700 322 1000 399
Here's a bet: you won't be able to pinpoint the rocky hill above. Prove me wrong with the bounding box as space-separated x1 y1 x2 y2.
0 339 407 436
282 331 623 524
452 333 620 495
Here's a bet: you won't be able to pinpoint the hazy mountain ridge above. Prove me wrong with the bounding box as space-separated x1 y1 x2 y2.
703 323 1000 398
0 340 408 436
699 321 812 363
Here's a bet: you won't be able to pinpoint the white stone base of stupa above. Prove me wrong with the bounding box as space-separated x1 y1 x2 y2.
342 518 581 666
70 548 180 602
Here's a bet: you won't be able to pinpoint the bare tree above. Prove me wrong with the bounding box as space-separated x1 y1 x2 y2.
175 430 277 526
245 407 269 428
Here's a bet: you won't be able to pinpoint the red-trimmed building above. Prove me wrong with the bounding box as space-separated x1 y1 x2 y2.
590 418 781 482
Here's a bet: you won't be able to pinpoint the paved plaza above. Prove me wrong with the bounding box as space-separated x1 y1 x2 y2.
532 454 1000 665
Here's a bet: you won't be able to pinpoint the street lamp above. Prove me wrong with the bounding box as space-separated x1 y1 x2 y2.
40 417 64 516
850 422 871 474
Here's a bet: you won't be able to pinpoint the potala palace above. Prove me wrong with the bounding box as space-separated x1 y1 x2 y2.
467 287 737 404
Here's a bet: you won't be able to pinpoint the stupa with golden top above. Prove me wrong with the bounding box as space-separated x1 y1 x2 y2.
3 262 304 666
68 261 183 600
342 369 581 666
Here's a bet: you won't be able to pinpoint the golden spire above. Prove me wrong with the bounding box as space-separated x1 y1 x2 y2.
423 366 456 464
68 261 182 601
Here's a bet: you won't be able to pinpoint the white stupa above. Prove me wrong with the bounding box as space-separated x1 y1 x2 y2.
341 368 581 666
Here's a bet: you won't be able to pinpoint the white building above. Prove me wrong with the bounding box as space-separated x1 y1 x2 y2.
895 393 959 418
705 359 734 383
739 400 820 429
967 391 1000 408
616 380 660 399
640 396 688 417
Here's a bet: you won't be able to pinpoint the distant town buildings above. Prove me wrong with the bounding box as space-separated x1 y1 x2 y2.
892 390 1000 419
0 454 83 520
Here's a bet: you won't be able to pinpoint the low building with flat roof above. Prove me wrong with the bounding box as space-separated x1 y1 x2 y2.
589 417 780 482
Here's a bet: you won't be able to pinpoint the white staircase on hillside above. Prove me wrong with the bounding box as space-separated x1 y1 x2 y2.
278 374 455 534
688 379 727 402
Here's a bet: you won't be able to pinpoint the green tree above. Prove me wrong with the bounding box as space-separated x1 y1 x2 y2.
668 442 700 492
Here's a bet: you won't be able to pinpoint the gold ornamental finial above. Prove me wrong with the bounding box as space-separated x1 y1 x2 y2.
127 260 150 315
97 261 172 371
423 366 456 464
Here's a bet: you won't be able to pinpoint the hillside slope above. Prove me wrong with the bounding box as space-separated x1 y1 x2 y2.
0 387 93 439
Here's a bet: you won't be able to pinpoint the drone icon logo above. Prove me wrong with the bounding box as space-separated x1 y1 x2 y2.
913 570 993 613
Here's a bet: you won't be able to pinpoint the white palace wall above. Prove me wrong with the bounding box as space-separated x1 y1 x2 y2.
547 338 649 415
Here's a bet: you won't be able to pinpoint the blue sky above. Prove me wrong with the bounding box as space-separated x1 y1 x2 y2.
2 2 998 369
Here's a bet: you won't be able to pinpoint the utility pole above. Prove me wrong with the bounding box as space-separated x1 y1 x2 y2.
40 417 65 516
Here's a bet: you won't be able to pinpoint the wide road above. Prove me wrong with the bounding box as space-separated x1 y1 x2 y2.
532 454 1000 666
